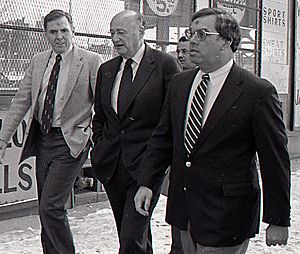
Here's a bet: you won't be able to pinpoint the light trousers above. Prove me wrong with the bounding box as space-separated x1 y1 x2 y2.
180 222 249 254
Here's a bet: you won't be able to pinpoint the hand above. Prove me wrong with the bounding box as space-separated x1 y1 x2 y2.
0 139 7 164
134 186 153 217
266 224 289 246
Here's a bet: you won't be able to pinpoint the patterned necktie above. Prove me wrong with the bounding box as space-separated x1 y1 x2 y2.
41 54 62 134
184 73 210 155
118 58 133 116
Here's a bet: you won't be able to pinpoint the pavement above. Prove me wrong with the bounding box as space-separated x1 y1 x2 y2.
0 159 299 254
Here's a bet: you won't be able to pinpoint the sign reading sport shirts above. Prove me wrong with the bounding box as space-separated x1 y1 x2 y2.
261 0 289 94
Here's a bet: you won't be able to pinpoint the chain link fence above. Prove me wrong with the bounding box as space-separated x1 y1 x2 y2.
0 0 195 95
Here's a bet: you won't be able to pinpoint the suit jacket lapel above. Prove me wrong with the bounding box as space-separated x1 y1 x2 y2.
119 45 155 119
32 50 52 108
190 63 244 157
102 56 122 120
63 46 83 107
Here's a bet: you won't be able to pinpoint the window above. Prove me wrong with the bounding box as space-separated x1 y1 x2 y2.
212 0 261 74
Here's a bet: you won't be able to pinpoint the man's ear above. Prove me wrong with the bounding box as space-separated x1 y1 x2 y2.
225 38 232 48
44 31 49 40
221 39 232 51
139 25 145 36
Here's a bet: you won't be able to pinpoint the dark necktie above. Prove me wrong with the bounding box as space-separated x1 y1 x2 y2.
184 73 210 155
41 54 62 134
118 58 133 116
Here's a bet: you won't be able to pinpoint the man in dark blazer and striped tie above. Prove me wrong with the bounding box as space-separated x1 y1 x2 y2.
135 7 290 254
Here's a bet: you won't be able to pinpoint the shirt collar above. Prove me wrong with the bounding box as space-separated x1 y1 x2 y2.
205 59 233 79
123 43 145 65
52 44 73 62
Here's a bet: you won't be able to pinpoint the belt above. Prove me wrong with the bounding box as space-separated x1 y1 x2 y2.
39 124 62 134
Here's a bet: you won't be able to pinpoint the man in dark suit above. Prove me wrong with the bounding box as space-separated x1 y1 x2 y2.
167 35 197 254
0 10 101 253
135 8 290 254
91 10 179 254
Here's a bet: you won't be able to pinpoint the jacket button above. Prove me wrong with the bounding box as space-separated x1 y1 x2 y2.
185 161 191 167
126 117 135 122
183 187 187 191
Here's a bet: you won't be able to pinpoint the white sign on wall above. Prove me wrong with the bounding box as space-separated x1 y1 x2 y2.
261 0 289 94
0 112 37 205
146 0 179 17
262 33 286 64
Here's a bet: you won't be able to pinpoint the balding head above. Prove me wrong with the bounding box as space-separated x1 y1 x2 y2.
111 10 144 27
110 10 145 59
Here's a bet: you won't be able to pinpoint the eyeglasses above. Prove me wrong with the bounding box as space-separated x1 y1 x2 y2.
185 28 219 41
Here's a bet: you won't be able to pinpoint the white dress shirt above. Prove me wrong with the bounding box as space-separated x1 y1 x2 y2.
184 59 233 133
111 43 145 113
38 45 73 127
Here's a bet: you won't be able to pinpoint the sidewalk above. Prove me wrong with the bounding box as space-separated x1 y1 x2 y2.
0 159 299 254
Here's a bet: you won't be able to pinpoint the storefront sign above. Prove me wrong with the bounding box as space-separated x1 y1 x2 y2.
0 112 37 205
261 0 289 94
216 0 246 24
263 5 286 28
262 36 286 64
146 0 179 17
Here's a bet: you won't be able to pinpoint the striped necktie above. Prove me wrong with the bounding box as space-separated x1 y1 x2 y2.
41 54 62 134
184 73 210 155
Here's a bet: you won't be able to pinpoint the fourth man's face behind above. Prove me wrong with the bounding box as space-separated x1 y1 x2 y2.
177 41 196 70
45 16 74 54
110 15 143 59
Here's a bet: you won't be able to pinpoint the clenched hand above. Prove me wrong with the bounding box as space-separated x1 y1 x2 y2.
134 186 153 217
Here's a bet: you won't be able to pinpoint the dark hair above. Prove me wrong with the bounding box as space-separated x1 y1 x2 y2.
44 9 74 31
191 8 241 52
178 36 188 43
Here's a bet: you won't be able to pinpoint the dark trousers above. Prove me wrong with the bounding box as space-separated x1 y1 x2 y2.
104 159 162 254
170 225 184 254
35 127 88 254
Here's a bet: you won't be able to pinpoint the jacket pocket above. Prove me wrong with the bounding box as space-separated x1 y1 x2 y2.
223 182 259 196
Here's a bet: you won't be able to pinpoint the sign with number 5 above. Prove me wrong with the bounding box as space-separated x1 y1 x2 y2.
146 0 179 17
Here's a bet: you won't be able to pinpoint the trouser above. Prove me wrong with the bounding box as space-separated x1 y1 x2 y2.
170 225 184 254
104 158 162 254
35 127 88 254
180 222 249 254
